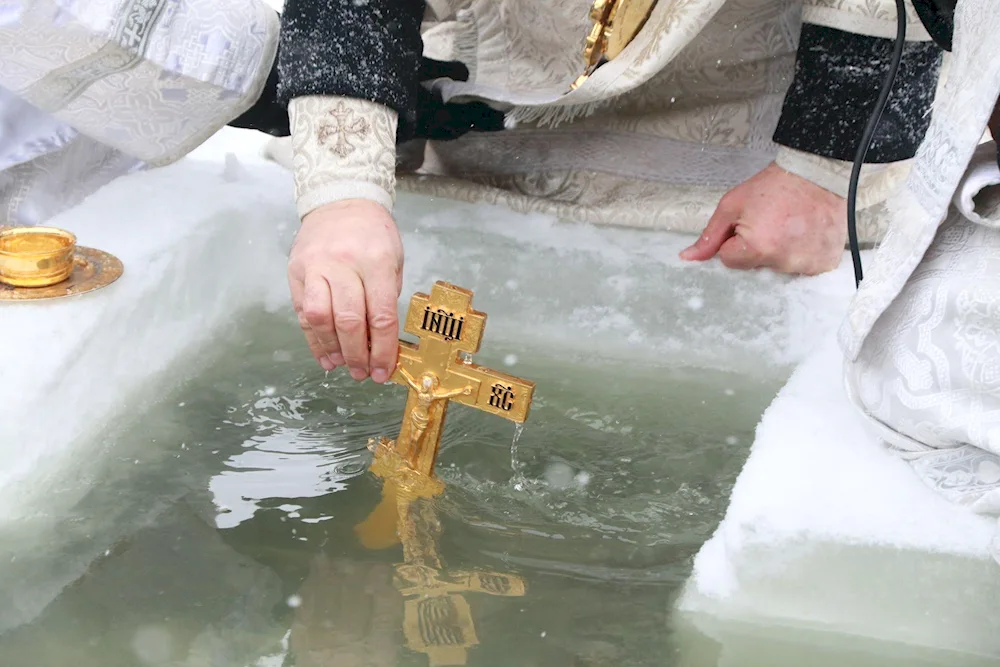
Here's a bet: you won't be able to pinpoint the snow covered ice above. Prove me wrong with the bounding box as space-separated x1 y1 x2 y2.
677 336 1000 657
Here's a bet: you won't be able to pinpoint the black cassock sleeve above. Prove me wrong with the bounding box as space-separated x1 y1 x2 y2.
772 23 944 164
277 0 427 140
230 1 508 142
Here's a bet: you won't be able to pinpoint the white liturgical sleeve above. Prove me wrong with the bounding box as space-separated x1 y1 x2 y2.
0 0 278 167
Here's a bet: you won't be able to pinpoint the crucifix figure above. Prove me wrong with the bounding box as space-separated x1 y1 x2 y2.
357 282 535 546
396 367 472 454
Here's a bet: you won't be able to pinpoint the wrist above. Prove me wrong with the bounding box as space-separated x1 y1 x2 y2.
774 147 852 199
304 198 390 217
297 181 393 219
300 199 397 231
773 146 912 213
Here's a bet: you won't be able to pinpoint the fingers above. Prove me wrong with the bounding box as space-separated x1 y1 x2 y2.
326 268 370 381
292 266 399 383
300 274 343 369
299 313 334 371
290 272 333 370
364 266 400 385
717 231 766 271
680 196 740 262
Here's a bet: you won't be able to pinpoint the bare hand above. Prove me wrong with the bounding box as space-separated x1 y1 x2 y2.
680 163 847 275
288 199 403 383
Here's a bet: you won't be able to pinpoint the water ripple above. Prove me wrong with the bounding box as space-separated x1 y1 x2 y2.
199 347 767 586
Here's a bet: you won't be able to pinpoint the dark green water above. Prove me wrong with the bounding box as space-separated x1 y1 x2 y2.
0 306 854 667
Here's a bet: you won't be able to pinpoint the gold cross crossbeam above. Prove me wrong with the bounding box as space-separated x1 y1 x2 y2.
388 281 535 478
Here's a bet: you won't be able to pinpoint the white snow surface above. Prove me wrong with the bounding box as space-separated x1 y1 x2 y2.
678 334 1000 657
0 130 293 515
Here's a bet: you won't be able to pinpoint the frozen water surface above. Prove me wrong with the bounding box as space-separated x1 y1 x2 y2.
0 129 993 665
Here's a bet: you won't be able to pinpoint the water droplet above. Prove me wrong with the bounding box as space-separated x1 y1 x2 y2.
132 625 172 665
544 462 575 490
504 354 518 366
725 436 739 445
686 296 704 311
287 595 302 608
340 461 366 475
510 424 529 489
263 386 276 396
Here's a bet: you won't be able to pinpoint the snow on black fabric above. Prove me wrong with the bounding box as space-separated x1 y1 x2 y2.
276 0 427 141
773 24 944 164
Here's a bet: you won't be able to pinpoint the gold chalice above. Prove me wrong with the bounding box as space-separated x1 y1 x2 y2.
0 226 124 301
0 226 77 287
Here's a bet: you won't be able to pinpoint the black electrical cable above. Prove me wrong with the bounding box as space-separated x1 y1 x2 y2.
846 0 908 288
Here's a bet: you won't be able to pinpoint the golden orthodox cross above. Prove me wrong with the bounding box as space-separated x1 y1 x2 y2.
385 281 534 478
353 282 534 666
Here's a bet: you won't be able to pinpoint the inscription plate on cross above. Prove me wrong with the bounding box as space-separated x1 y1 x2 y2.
386 281 535 478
